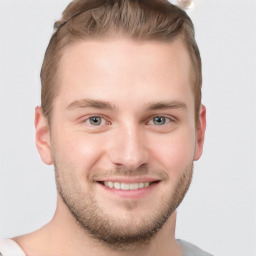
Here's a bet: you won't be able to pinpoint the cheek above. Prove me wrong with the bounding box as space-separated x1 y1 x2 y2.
149 128 195 171
51 128 105 172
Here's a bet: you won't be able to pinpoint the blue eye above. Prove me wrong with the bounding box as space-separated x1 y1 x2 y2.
88 116 102 126
152 116 168 125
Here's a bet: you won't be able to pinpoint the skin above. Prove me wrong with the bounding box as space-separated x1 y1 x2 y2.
14 38 206 256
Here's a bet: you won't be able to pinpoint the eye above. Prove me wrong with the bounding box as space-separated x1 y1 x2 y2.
148 116 171 126
84 116 109 126
88 116 102 126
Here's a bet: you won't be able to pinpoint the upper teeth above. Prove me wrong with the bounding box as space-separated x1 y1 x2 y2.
104 181 150 190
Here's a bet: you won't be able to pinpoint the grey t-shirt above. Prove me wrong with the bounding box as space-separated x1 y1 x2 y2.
0 238 213 256
177 239 213 256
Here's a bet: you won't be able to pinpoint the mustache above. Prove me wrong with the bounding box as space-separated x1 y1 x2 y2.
88 165 169 182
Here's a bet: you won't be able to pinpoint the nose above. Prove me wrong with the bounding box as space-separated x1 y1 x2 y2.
108 123 149 170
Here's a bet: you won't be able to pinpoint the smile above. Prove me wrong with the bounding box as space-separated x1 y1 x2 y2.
103 181 155 190
99 180 160 191
96 179 161 198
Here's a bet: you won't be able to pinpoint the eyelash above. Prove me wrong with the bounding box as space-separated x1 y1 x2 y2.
146 116 175 126
82 115 176 127
83 115 110 126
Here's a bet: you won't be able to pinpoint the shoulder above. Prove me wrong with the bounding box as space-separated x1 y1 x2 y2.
177 239 214 256
0 239 26 256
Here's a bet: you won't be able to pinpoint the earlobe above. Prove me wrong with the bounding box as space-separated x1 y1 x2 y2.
35 106 53 165
194 105 206 161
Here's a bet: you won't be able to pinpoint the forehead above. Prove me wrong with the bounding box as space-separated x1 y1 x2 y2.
55 38 194 111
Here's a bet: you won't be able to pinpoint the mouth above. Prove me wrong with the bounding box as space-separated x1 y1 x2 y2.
97 180 160 191
95 178 161 199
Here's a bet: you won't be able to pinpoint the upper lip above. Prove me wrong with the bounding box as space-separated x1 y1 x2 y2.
95 176 161 183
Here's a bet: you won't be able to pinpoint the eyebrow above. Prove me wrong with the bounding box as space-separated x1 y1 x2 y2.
67 99 117 111
145 101 187 111
67 98 187 112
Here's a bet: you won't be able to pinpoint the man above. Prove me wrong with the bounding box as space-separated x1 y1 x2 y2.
0 0 211 255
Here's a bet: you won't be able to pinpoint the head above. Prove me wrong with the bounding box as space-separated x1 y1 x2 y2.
41 0 202 124
36 0 206 251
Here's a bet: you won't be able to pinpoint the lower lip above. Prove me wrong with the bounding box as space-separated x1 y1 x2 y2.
97 182 159 199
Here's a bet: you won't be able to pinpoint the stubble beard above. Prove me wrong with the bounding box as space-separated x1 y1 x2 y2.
54 164 193 251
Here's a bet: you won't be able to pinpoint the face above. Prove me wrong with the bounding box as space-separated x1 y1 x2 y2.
35 38 206 248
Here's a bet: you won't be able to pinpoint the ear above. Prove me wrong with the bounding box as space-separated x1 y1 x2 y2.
35 106 53 165
194 105 206 161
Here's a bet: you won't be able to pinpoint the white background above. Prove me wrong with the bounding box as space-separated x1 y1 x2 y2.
0 0 255 255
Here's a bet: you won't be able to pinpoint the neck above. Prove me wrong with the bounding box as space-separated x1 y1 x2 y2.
14 196 182 256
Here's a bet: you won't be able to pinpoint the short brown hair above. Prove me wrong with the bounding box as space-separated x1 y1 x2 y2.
41 0 202 123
